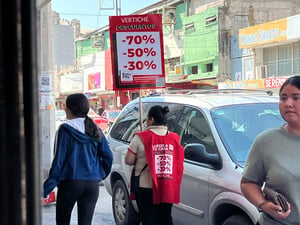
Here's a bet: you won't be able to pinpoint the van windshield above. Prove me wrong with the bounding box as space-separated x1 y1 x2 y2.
211 103 285 166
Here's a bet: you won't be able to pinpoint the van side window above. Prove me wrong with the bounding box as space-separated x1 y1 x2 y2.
166 104 184 132
110 103 151 142
110 102 179 142
179 107 217 154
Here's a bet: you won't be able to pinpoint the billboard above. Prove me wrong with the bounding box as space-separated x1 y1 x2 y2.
109 14 165 90
239 18 287 49
239 14 300 49
60 72 83 93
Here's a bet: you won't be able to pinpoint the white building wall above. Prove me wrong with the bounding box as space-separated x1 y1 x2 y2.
81 51 106 93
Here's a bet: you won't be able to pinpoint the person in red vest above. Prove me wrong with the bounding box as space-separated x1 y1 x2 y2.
125 105 184 225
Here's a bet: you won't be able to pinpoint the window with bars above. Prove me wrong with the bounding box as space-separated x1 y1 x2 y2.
191 66 198 74
264 47 276 77
294 42 300 74
167 57 180 72
278 45 292 76
206 63 213 72
263 43 300 77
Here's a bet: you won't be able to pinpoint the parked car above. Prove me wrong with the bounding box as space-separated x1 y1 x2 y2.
88 108 120 132
88 108 102 127
103 89 285 225
98 110 121 132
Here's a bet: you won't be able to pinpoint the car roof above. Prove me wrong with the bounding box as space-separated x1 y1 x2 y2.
133 89 279 109
105 109 121 112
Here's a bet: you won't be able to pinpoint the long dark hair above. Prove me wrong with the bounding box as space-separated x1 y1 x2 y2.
148 105 170 125
279 75 300 93
66 93 102 139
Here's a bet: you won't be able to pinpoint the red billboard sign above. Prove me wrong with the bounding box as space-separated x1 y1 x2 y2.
109 14 165 90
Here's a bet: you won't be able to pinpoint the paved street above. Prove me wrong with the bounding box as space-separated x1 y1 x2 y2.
42 185 116 225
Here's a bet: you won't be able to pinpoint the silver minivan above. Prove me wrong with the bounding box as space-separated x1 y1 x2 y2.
104 89 285 225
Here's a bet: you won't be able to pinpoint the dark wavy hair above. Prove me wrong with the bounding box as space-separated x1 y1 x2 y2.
148 105 170 125
279 75 300 94
66 93 102 139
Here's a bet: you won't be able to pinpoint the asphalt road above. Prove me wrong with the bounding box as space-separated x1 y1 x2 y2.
42 185 116 225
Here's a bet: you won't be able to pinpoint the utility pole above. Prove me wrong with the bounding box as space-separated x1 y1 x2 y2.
116 0 121 16
39 3 56 180
99 0 121 15
249 5 256 80
99 0 121 108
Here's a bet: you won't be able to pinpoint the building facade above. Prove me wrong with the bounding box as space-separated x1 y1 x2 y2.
54 0 300 109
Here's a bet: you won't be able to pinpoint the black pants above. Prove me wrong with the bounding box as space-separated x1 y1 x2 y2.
56 180 99 225
136 188 173 225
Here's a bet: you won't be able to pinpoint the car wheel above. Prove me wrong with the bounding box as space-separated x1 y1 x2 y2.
222 214 253 225
112 180 140 225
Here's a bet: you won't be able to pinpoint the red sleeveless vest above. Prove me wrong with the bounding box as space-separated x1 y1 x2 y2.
137 129 184 204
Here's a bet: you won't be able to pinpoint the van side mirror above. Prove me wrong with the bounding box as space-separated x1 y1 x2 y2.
184 143 221 169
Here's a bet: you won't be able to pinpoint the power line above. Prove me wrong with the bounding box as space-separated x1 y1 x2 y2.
58 12 112 17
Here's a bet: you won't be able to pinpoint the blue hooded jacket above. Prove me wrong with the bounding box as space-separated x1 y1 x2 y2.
43 123 113 197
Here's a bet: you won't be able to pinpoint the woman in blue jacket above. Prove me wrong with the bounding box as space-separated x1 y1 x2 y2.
43 93 113 225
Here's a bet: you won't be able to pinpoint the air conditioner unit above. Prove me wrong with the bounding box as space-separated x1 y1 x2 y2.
255 65 267 79
163 7 176 25
91 33 104 48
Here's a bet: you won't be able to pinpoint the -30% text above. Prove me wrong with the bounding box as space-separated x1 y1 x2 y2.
126 60 157 70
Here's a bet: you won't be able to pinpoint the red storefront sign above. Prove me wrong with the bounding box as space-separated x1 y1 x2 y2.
264 77 288 89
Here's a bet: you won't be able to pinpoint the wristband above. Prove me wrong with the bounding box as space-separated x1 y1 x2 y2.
257 200 269 212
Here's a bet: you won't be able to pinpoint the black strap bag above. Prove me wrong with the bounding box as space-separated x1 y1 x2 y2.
130 164 147 195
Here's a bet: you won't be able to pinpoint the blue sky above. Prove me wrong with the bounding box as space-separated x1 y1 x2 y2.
52 0 160 30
